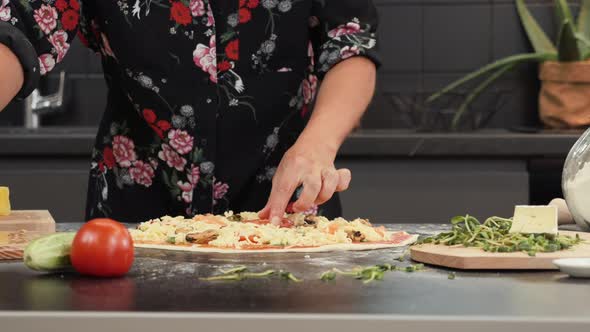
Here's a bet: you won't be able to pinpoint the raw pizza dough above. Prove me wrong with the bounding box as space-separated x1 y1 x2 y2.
134 234 419 253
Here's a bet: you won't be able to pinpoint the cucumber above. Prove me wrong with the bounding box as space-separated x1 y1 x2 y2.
23 232 76 272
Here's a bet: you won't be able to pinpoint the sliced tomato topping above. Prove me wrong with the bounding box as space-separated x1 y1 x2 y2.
279 218 294 228
375 226 386 237
193 214 227 226
244 218 293 228
205 221 226 227
390 231 413 243
239 235 259 243
327 223 340 234
245 219 269 225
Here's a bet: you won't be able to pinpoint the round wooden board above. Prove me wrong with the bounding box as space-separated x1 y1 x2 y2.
410 231 590 270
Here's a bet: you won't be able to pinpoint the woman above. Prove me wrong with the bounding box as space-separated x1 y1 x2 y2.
0 0 379 223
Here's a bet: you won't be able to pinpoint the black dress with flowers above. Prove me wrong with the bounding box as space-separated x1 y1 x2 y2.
1 0 379 223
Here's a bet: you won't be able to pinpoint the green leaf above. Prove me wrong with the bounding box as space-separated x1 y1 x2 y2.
575 32 590 59
578 0 590 55
450 216 466 224
553 1 583 58
451 62 516 130
557 19 583 61
576 32 590 48
516 0 557 53
427 52 557 103
554 0 576 28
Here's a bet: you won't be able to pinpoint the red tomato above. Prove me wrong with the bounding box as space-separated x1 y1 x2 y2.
70 218 134 277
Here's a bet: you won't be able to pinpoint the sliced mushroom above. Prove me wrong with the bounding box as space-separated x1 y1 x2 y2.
227 214 243 222
185 230 219 244
304 216 318 226
175 227 192 234
346 230 366 242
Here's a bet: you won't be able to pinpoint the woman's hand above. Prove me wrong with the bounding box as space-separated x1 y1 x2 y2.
259 142 351 224
259 57 376 223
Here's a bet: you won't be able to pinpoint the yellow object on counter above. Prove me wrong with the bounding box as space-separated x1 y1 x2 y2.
0 187 11 216
509 205 558 235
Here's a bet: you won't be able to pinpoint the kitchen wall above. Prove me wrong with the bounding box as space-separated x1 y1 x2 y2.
0 0 574 128
0 0 574 222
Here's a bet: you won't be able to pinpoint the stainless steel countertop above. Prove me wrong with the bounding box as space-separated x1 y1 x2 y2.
1 223 589 332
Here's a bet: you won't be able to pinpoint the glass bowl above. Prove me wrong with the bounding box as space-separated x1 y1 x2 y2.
562 128 590 231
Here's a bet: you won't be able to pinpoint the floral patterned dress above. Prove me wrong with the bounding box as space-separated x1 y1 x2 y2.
1 0 379 223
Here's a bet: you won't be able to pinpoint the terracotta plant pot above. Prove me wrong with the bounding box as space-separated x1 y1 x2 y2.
539 60 590 128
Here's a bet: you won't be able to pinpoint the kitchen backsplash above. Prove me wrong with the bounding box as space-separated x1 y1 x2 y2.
0 0 572 128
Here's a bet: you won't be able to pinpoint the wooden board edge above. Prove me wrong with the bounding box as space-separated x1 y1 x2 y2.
13 210 55 222
410 246 467 269
410 245 560 270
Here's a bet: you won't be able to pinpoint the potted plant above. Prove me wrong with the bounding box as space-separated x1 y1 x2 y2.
430 0 590 130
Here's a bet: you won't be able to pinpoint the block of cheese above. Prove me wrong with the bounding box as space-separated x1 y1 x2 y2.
509 205 558 235
0 187 10 216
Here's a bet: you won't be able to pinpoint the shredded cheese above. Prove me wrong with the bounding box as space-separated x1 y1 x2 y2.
130 212 396 248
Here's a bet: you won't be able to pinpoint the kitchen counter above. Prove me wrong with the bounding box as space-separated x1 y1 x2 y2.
1 223 589 332
0 127 583 157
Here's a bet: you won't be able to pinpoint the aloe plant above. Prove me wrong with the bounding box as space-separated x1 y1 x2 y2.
430 0 590 130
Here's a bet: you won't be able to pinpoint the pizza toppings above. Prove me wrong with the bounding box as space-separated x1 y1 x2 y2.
244 218 294 228
186 230 219 244
304 216 318 226
129 212 417 250
227 214 243 222
346 230 366 243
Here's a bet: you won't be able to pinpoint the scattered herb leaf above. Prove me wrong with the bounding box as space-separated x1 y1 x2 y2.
320 270 337 281
404 264 425 273
279 270 303 282
377 263 394 272
201 266 300 282
448 272 456 280
219 265 248 275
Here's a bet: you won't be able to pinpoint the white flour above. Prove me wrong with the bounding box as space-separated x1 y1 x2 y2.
565 162 590 223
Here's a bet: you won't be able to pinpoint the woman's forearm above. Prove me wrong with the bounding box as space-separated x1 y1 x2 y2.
296 56 377 156
0 43 24 111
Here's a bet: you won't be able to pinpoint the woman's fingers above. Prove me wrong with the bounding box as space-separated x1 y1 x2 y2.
260 170 299 223
336 168 351 192
292 174 322 212
315 168 339 205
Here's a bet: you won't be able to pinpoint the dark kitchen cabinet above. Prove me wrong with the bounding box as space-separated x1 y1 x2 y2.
337 159 528 223
0 157 528 223
0 158 90 222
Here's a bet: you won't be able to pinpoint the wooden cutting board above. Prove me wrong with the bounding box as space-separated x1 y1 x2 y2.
0 210 56 260
410 231 590 270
